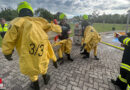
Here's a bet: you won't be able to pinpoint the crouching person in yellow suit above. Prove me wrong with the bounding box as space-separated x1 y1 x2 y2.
81 25 101 60
53 13 73 64
2 1 61 90
52 38 72 64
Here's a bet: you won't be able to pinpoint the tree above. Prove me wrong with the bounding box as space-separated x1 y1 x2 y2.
35 8 54 22
0 8 18 21
92 10 100 23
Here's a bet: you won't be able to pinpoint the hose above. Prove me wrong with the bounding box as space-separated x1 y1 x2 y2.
100 41 124 51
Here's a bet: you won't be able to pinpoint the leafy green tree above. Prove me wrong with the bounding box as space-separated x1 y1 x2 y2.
0 8 18 21
35 8 54 22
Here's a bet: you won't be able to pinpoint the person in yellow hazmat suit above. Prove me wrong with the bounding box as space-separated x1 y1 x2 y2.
54 13 74 64
2 1 61 90
80 15 90 55
80 15 101 60
52 39 71 64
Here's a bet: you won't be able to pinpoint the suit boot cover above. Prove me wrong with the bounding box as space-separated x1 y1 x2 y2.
42 74 50 85
80 49 87 55
111 78 127 90
95 56 99 60
57 58 63 62
30 80 40 90
66 54 73 61
83 52 90 59
57 58 64 65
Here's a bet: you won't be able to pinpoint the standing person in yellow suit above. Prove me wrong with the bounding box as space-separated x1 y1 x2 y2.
0 18 8 38
81 15 101 60
2 1 61 90
56 13 74 64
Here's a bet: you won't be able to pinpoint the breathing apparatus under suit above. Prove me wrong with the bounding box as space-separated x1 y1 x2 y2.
81 26 101 60
81 14 90 37
111 35 130 90
81 20 90 36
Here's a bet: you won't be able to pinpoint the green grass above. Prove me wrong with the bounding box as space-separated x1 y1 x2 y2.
70 23 130 34
93 23 130 32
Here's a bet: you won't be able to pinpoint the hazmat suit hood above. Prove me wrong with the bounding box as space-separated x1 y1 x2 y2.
17 1 34 17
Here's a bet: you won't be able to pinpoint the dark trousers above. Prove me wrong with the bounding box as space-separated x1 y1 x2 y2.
0 32 6 38
116 68 130 90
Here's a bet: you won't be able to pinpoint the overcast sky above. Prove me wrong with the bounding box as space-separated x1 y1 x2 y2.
0 0 130 18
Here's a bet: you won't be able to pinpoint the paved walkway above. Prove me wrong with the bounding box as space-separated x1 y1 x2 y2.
0 31 124 90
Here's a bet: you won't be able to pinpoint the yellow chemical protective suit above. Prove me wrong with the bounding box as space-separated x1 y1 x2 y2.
52 39 72 58
82 26 101 56
2 16 61 81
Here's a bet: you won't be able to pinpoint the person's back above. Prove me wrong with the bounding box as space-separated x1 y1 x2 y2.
84 26 101 48
2 2 61 90
3 17 49 55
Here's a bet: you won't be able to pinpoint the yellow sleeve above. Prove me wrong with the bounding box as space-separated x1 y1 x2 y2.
38 17 61 33
44 23 62 34
52 40 67 47
47 41 57 62
2 25 18 55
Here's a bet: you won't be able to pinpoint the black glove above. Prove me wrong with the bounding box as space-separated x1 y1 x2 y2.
53 61 58 69
80 43 86 51
4 54 13 61
118 36 127 43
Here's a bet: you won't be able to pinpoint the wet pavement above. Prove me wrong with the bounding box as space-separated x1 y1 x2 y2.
0 31 124 90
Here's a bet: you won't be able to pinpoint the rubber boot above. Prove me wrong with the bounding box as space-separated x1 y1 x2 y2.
57 58 63 62
95 56 99 60
42 74 50 85
111 79 127 90
83 52 90 59
57 58 64 65
30 80 40 90
111 79 118 85
80 49 87 55
66 54 73 61
60 59 64 65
